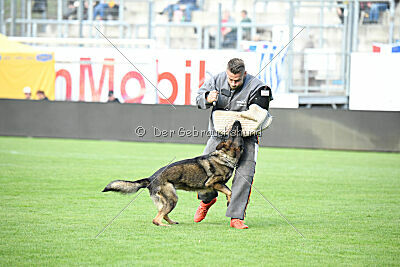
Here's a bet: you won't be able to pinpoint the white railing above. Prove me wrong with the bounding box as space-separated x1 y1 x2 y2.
8 36 155 48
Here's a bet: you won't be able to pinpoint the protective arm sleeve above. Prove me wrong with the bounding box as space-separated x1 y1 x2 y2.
249 85 273 110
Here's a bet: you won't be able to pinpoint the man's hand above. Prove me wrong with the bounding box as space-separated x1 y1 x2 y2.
206 90 219 104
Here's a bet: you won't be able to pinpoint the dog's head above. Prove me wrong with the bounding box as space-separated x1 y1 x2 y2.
216 121 244 162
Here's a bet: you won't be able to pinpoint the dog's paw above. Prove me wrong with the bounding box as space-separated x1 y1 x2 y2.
226 195 231 207
153 219 171 227
165 219 179 225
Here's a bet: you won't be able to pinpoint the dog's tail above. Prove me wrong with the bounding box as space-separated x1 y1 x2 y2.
102 178 150 194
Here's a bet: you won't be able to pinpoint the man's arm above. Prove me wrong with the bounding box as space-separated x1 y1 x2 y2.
249 85 273 110
196 77 216 109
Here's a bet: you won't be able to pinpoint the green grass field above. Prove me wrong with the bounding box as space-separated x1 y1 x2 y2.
0 136 399 266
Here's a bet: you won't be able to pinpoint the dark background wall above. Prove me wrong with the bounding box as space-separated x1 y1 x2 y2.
0 99 399 152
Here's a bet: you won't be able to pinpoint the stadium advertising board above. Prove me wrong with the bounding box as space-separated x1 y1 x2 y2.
0 35 55 100
350 53 400 111
53 47 296 107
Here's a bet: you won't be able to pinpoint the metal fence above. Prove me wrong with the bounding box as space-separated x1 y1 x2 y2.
0 0 398 108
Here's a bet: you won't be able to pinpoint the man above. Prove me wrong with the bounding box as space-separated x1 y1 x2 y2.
159 0 198 22
368 1 389 23
94 0 117 20
108 91 120 103
240 10 251 41
195 58 271 229
23 87 32 99
36 90 48 100
221 10 237 48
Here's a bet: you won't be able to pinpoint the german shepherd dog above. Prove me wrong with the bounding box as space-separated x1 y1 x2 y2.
102 121 244 226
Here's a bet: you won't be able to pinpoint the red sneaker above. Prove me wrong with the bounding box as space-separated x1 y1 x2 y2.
194 198 217 223
230 218 249 229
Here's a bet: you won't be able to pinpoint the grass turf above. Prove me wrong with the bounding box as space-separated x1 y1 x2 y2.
0 136 399 266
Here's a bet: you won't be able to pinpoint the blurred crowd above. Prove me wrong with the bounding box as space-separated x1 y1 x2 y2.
23 87 48 101
337 1 399 24
22 87 120 103
63 0 120 20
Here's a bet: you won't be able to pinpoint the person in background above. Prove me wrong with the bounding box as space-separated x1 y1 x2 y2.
300 34 319 87
368 1 389 23
36 90 48 101
108 91 120 103
159 0 199 22
221 10 237 48
240 10 252 41
63 0 90 20
32 0 47 13
94 0 117 20
336 1 347 24
336 1 371 24
23 87 32 100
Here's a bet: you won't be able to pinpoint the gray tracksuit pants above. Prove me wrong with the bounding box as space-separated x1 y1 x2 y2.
198 135 258 220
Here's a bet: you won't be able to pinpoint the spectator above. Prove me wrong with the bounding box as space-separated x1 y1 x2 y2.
108 91 120 103
32 0 47 13
159 0 199 22
222 10 237 48
63 1 90 20
23 87 32 100
300 34 319 87
336 1 346 24
104 1 119 20
94 0 118 20
368 1 389 23
63 1 78 20
240 10 251 40
336 1 370 24
36 90 48 101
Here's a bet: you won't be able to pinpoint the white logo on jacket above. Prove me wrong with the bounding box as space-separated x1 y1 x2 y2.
236 100 247 107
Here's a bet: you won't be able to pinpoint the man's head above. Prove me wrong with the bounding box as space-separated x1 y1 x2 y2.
36 90 46 100
226 58 247 90
108 0 116 8
241 10 248 19
223 10 231 20
108 91 116 101
23 87 32 99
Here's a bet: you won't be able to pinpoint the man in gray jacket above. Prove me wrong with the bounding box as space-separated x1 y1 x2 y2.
194 58 271 229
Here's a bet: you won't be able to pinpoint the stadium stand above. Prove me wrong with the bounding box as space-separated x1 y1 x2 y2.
3 0 398 49
1 0 399 108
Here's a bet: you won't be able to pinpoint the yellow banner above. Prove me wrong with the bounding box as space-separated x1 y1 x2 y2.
0 35 55 100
